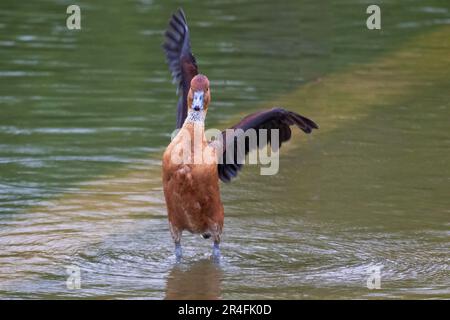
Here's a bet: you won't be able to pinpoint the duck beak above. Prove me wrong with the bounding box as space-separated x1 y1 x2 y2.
192 91 204 111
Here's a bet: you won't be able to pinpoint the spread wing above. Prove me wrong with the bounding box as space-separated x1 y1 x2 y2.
163 8 199 129
218 107 318 182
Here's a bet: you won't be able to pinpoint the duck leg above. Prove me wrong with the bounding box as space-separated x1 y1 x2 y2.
169 223 182 261
210 223 222 262
212 234 221 262
212 241 220 260
175 241 182 262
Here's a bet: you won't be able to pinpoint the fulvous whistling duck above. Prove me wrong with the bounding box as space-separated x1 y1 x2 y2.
162 9 318 261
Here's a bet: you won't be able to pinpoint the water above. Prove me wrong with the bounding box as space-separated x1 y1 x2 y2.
0 0 449 299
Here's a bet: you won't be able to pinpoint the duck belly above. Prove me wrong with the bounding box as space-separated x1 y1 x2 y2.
162 163 224 235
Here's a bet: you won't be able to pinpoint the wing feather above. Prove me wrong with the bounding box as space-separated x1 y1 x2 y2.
218 108 318 182
163 9 199 128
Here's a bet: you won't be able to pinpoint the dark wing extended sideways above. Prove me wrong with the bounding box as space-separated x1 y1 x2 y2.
218 107 318 182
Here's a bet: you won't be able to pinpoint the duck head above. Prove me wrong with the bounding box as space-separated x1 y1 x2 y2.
188 74 211 113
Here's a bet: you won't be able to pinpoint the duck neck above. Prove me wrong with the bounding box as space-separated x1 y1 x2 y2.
184 110 206 125
182 110 206 136
182 111 206 156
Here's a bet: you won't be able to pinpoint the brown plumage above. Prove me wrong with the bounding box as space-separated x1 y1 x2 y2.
162 73 222 250
162 9 318 260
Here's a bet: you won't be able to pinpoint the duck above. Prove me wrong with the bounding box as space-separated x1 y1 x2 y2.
162 9 318 261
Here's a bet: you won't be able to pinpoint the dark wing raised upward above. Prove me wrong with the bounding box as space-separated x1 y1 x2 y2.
163 8 198 129
218 107 318 182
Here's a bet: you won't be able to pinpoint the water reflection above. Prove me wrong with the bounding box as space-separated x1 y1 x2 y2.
165 260 222 300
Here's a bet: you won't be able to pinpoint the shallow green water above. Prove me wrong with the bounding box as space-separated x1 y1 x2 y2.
0 0 449 299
